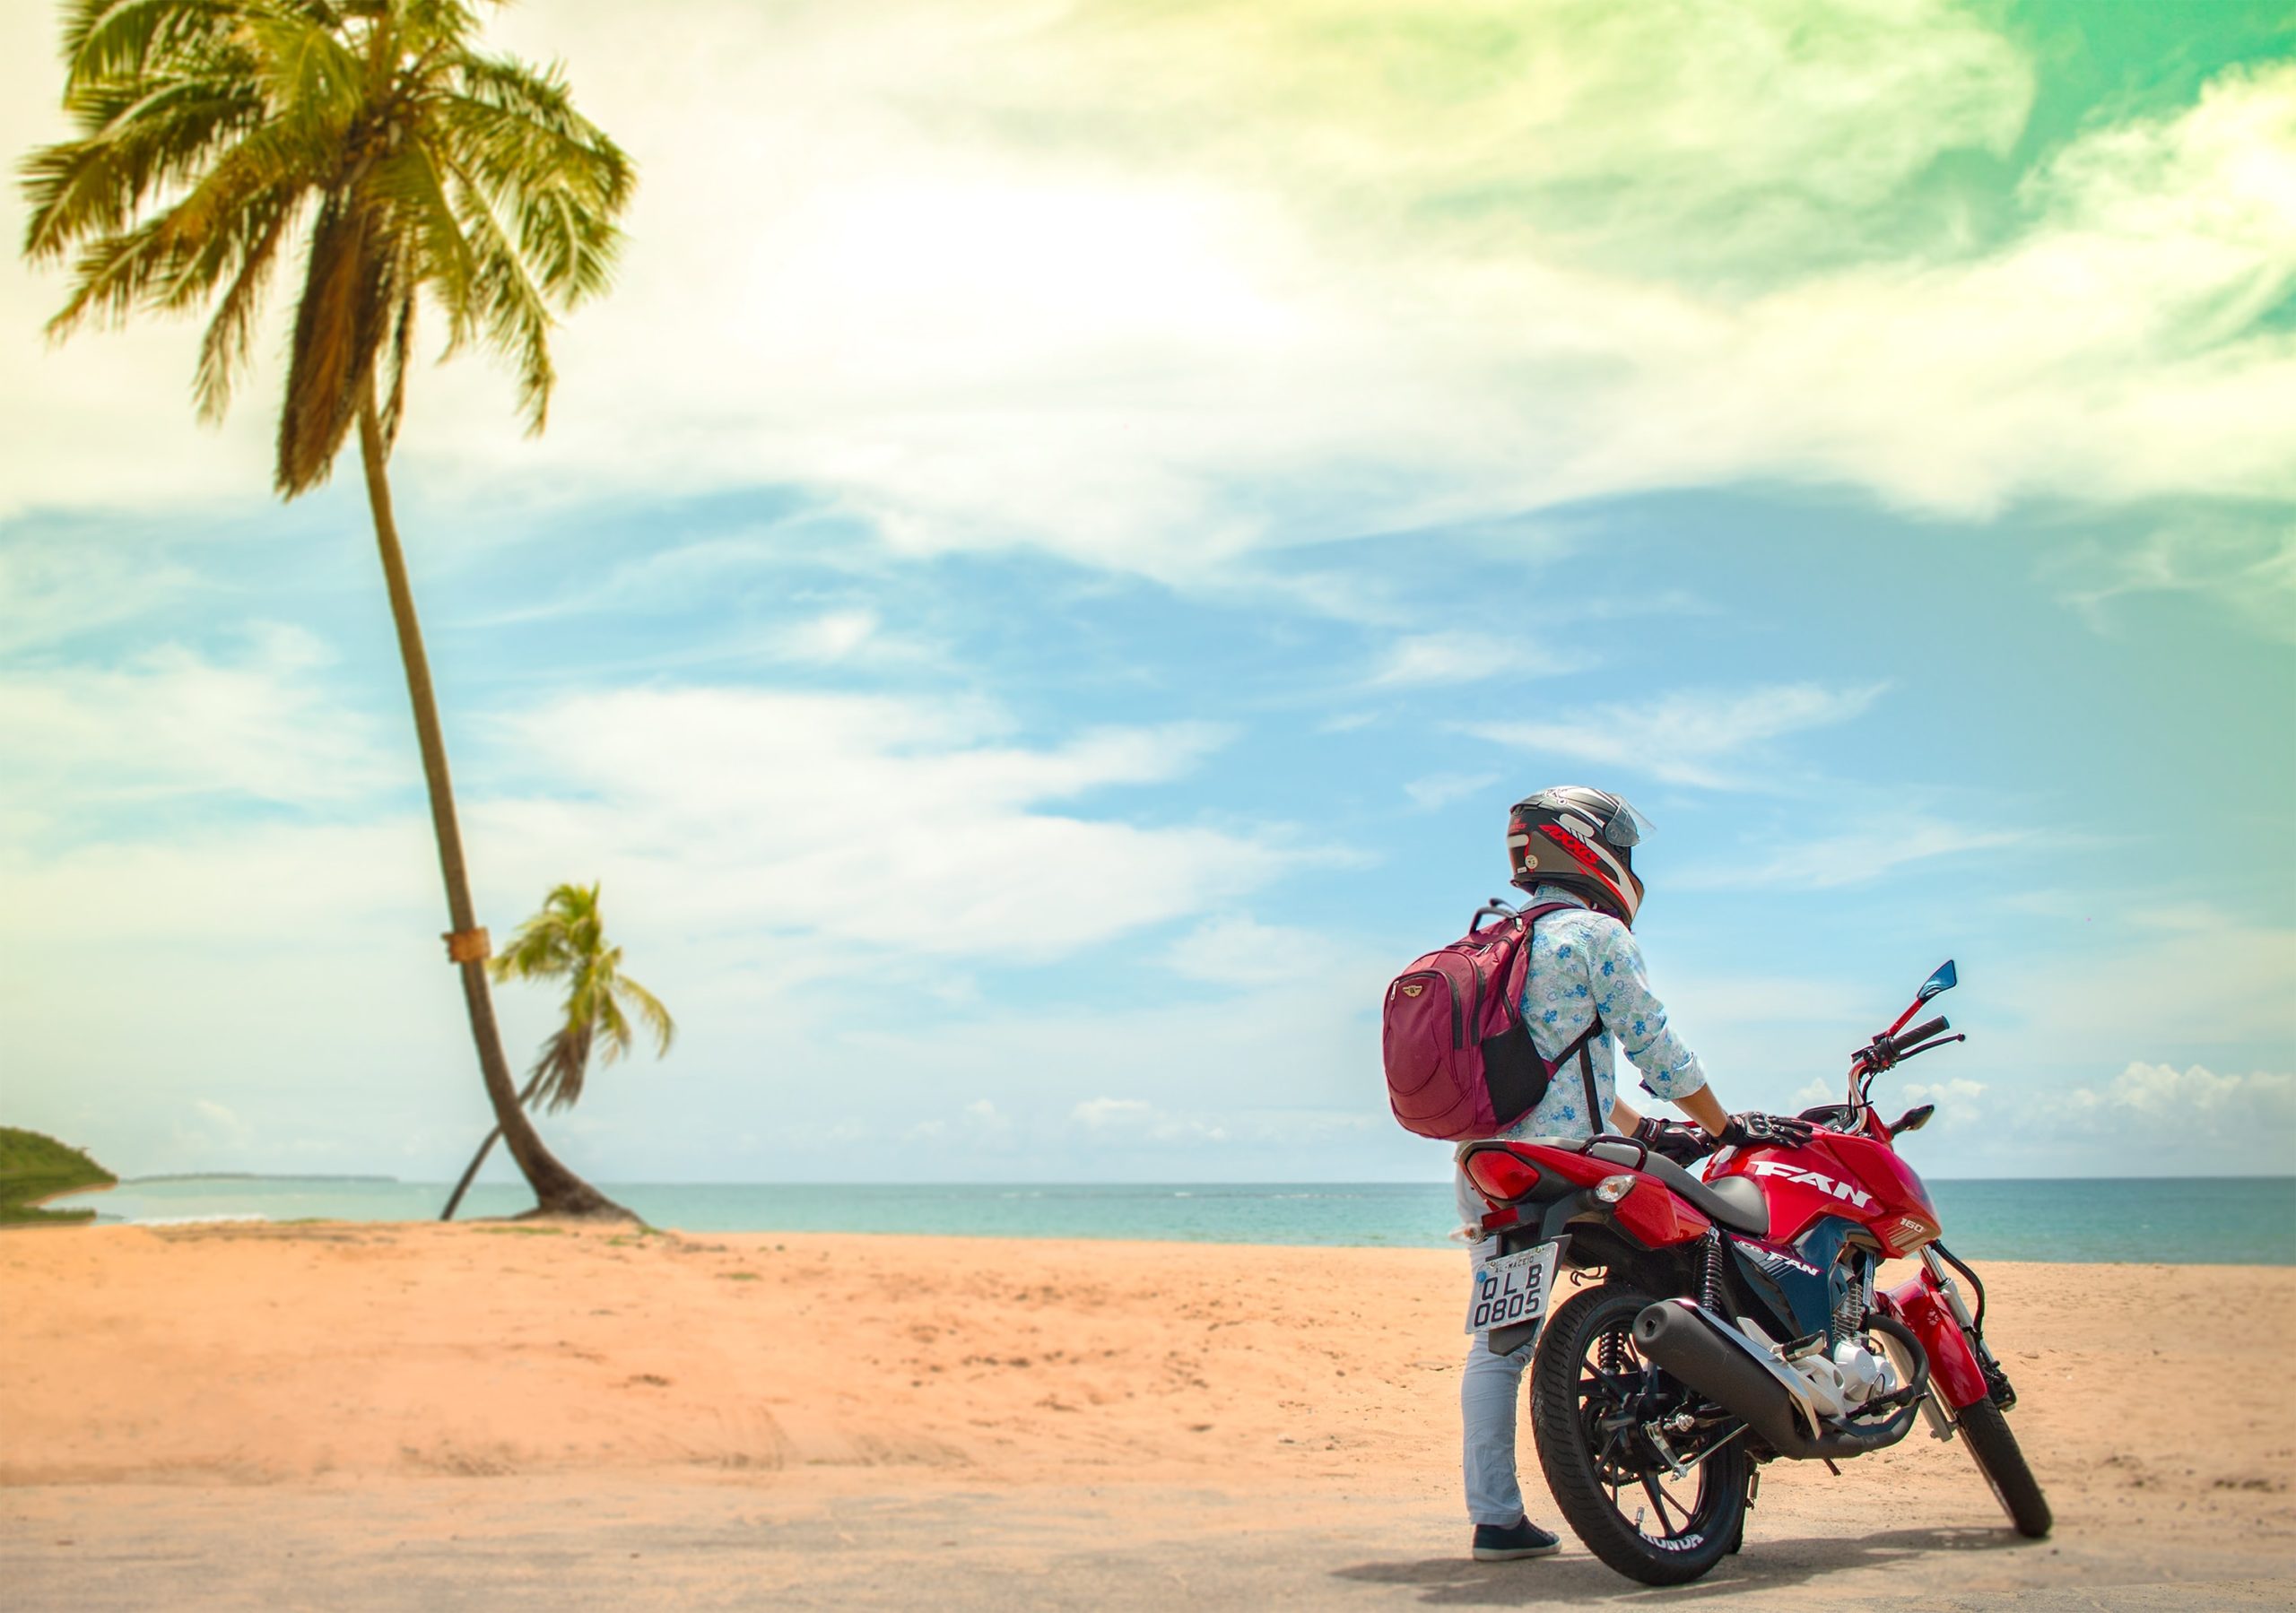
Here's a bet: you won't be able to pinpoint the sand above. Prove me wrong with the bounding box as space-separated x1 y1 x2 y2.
3 1222 2292 1609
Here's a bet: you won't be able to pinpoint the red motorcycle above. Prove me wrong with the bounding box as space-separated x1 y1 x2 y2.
1457 959 2050 1585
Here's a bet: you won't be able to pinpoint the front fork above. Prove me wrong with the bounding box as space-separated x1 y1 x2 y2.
1907 1247 2013 1440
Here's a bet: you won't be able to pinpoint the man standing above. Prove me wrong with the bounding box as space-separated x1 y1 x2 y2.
1463 786 1811 1561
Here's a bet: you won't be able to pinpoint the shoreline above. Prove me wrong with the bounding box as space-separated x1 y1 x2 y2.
15 1214 2296 1270
14 1210 2292 1267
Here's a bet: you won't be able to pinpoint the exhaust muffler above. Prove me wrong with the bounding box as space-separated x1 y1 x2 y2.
1632 1299 1922 1461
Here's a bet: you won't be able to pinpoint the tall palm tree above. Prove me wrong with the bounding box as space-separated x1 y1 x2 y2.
22 0 637 1218
440 881 674 1219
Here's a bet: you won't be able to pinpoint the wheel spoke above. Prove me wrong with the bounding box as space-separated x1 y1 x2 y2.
1640 1474 1682 1536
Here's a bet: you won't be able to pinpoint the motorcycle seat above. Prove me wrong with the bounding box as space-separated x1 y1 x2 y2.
1579 1140 1771 1236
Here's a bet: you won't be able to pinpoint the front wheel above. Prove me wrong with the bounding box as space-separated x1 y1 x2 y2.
1957 1396 2052 1537
1528 1284 1751 1586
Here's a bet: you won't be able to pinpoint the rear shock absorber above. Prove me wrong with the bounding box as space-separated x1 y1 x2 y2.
1831 1252 1871 1344
1700 1228 1725 1313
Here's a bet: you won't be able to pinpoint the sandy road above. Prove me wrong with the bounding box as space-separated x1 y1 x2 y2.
4 1226 2292 1608
5 1470 2292 1610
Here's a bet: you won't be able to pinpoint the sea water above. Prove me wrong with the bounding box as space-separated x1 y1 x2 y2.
43 1175 2296 1264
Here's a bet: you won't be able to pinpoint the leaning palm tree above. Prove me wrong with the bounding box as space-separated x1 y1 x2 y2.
440 882 673 1220
22 0 636 1218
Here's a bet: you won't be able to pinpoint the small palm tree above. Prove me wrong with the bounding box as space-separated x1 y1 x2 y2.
22 0 636 1218
440 882 674 1220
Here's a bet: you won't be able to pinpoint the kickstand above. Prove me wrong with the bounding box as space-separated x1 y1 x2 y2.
1822 1458 1842 1477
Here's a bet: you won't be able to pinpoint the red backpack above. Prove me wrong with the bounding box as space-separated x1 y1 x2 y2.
1382 900 1605 1140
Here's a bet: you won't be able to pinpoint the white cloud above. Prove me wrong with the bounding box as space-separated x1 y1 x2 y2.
1068 1096 1227 1143
1403 772 1500 812
782 610 883 663
1900 1076 1987 1125
0 630 394 826
2068 1062 2295 1127
2055 525 2296 643
1370 632 1561 689
0 535 198 654
1680 815 2029 890
1161 914 1388 992
473 688 1280 958
7 4 2290 586
1465 681 1887 788
904 1097 1015 1149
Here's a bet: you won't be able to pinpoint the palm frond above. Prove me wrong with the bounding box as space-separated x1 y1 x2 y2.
526 1020 594 1114
436 143 555 430
191 182 301 418
613 975 675 1058
240 9 365 145
274 184 394 493
591 984 634 1065
436 48 631 307
374 271 415 447
368 140 477 345
59 0 239 90
20 71 265 262
43 215 175 334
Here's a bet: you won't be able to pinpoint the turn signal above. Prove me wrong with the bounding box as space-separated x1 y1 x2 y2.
1595 1174 1637 1204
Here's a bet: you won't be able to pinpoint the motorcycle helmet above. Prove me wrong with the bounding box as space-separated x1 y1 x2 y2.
1507 785 1652 925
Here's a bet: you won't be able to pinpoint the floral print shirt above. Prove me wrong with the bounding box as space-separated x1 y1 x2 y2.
1497 883 1709 1140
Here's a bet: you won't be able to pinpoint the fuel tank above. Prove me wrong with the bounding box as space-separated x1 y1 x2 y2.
1706 1130 1941 1257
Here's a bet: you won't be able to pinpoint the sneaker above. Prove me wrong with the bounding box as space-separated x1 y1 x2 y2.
1471 1516 1561 1561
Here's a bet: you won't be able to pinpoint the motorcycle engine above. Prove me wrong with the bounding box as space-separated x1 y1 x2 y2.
1788 1335 1900 1418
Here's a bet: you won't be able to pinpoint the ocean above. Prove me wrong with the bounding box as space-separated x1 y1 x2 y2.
40 1175 2296 1264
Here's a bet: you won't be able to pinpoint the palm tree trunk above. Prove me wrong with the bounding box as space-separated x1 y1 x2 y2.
438 1070 544 1221
357 392 631 1221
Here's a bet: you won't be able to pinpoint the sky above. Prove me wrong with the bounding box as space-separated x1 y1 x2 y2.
1 0 2292 1186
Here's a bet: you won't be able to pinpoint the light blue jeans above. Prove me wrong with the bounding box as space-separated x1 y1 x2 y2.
1457 1166 1540 1526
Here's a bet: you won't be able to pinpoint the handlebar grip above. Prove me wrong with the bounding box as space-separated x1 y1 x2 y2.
1895 1015 1949 1050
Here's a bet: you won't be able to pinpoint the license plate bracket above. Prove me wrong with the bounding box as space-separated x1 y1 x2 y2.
1465 1238 1563 1335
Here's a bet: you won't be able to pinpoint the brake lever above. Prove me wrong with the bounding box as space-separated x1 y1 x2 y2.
1893 1033 1966 1061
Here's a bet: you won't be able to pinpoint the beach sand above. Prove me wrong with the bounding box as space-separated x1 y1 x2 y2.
3 1223 2292 1609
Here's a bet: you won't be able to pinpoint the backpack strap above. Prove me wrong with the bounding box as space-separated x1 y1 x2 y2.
1518 902 1613 1136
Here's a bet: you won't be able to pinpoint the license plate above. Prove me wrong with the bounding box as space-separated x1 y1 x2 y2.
1465 1241 1561 1334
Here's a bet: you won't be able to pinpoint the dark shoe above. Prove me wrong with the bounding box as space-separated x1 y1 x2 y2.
1472 1516 1561 1561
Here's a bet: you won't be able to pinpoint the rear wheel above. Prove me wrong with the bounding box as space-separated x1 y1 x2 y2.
1957 1395 2052 1537
1529 1284 1750 1585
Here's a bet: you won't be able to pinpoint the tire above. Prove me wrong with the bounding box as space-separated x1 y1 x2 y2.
1529 1284 1751 1586
1957 1395 2052 1538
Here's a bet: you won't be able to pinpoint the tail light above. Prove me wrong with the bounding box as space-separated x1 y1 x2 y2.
1463 1147 1543 1203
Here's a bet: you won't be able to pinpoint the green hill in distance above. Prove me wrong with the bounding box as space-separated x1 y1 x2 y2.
0 1127 117 1225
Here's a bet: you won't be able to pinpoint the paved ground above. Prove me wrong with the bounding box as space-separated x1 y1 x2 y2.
6 1473 2290 1610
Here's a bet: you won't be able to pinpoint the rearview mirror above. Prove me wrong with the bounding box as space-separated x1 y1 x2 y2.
1916 960 1957 1003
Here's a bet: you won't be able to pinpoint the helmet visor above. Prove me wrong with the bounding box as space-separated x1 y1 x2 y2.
1520 789 1654 849
1604 796 1655 849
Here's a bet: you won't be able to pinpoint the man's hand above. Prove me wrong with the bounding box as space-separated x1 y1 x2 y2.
1631 1116 1714 1166
1718 1111 1816 1149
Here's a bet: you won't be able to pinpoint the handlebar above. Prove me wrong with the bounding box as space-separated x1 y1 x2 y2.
1894 1016 1949 1051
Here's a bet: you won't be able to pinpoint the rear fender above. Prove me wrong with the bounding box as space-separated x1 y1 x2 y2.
1882 1276 1987 1409
1476 1141 1712 1248
1607 1179 1713 1248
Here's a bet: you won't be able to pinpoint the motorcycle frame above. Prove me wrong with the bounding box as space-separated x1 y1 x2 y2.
1462 1125 1995 1423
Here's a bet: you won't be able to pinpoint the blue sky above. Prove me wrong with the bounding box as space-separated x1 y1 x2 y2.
2 0 2292 1184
